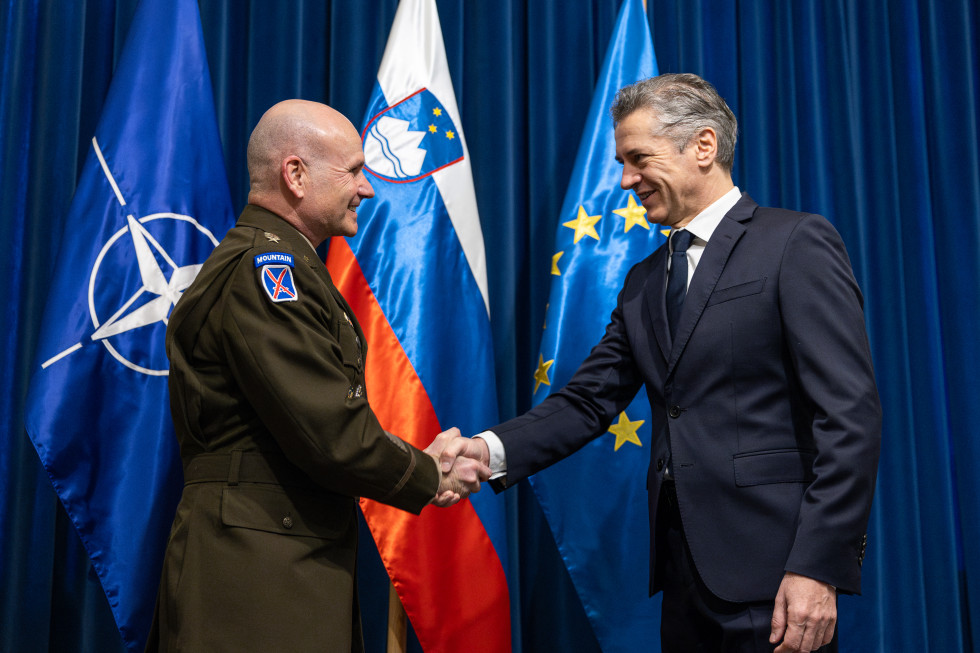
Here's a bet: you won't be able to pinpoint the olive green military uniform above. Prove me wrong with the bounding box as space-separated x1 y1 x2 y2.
146 205 439 652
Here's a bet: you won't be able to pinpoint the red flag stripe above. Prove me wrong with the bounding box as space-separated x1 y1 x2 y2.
326 239 511 651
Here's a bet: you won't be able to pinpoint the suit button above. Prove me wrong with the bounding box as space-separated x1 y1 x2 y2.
656 458 664 471
669 405 682 418
282 516 294 529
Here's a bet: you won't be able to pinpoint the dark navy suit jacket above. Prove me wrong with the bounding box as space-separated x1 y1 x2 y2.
492 194 881 602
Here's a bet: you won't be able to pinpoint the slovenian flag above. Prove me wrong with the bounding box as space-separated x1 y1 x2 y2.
527 0 662 650
23 0 234 649
325 0 511 650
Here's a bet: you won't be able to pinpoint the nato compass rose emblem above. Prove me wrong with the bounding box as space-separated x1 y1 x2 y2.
362 88 464 182
40 137 219 376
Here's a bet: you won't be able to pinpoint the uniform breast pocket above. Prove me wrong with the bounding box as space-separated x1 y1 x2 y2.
706 277 767 307
220 484 353 539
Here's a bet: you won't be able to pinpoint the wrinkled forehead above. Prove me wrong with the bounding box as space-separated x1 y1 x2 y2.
614 110 665 155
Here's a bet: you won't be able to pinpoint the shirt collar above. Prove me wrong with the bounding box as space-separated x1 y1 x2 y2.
680 186 741 244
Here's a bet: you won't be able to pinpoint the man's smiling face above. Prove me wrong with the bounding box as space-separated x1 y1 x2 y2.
614 108 705 230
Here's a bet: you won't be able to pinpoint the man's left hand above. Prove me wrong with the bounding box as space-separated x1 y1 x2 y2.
769 571 837 652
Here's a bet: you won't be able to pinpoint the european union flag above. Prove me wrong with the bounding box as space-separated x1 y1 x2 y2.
528 0 661 650
24 0 233 649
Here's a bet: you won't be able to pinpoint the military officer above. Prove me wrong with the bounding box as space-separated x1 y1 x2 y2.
145 100 486 652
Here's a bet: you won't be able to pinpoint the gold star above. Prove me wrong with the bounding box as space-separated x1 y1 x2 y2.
445 130 455 139
609 411 644 451
533 354 554 394
551 251 564 275
612 195 650 232
562 205 602 244
433 107 443 116
660 229 671 238
429 124 438 133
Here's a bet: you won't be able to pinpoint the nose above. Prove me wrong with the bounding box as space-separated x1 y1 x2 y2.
620 164 639 191
359 173 375 199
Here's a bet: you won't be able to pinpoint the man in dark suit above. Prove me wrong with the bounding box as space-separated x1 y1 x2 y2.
146 100 486 652
441 74 881 652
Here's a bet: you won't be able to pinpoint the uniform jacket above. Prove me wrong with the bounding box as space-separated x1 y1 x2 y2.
147 205 438 652
492 194 881 602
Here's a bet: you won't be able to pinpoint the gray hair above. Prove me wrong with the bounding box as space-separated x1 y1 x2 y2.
611 73 737 171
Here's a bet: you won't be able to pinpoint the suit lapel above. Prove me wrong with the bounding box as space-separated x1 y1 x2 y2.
643 246 672 363
666 195 756 375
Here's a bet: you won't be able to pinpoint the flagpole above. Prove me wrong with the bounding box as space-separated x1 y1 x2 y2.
386 580 408 653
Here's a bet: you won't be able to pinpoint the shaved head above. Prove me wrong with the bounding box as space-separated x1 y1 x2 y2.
245 100 374 245
247 100 356 193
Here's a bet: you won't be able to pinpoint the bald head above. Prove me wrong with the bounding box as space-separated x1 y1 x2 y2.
245 100 374 245
247 100 356 194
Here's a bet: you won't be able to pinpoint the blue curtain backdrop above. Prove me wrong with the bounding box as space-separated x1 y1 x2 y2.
2 1 978 651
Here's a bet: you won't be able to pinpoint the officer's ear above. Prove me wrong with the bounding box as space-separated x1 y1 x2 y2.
281 155 307 199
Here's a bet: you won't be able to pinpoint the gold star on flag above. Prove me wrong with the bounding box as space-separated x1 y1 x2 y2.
429 124 438 133
609 411 644 451
433 107 443 116
551 251 564 275
445 130 455 139
562 205 602 244
660 229 671 238
613 195 650 232
533 354 554 393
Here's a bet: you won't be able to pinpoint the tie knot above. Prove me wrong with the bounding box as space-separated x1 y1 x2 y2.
670 229 694 255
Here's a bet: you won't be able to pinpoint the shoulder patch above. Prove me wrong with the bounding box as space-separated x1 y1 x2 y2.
258 264 299 303
254 252 294 268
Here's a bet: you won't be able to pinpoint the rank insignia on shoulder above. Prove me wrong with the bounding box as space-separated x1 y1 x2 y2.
264 232 281 243
258 263 299 303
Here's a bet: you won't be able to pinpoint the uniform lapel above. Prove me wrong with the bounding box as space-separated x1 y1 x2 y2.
666 195 756 376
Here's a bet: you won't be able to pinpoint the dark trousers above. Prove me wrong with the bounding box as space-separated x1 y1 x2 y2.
657 481 838 653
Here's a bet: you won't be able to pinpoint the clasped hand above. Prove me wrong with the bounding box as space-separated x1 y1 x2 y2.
424 428 491 507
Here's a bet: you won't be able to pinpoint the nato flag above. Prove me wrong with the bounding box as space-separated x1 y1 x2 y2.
24 0 233 649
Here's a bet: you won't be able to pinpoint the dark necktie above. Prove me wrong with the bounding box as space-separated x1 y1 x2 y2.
666 229 694 339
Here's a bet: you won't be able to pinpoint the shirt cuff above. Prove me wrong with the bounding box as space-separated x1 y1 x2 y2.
473 430 507 480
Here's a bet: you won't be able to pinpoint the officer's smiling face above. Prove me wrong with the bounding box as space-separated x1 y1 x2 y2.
306 123 375 240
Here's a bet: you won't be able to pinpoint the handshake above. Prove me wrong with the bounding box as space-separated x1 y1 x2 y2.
424 428 492 507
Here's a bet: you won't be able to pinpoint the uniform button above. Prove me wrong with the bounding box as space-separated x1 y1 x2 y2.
669 405 682 418
282 516 294 529
656 458 664 471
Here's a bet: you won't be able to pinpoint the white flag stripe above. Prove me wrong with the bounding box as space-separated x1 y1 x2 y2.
376 0 490 314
